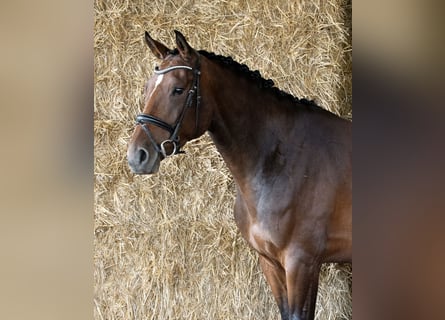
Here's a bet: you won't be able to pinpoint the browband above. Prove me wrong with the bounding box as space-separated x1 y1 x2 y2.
154 65 193 74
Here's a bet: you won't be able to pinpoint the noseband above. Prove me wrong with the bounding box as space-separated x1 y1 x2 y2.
135 59 201 158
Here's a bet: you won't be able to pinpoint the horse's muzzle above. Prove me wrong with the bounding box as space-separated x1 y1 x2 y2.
127 144 160 174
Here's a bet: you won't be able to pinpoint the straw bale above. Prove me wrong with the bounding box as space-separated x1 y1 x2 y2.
94 0 352 319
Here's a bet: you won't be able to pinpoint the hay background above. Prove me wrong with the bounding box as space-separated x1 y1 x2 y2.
94 0 352 319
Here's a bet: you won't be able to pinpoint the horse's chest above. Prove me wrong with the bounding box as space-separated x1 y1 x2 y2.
234 193 284 260
247 223 282 259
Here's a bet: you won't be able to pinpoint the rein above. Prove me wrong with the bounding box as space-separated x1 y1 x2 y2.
135 58 201 158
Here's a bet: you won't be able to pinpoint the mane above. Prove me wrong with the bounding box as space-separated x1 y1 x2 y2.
197 50 323 110
166 48 322 110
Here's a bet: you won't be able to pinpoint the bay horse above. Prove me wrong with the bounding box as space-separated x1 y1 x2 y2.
127 30 352 320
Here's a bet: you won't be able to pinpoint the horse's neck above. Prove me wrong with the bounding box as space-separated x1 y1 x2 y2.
204 59 301 183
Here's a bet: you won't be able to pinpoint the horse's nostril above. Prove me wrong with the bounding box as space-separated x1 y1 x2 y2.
138 148 148 164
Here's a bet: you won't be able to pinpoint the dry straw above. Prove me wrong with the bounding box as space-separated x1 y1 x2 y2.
94 0 352 319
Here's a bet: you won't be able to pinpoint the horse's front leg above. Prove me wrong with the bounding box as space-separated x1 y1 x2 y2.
285 254 319 320
258 255 290 320
302 267 320 320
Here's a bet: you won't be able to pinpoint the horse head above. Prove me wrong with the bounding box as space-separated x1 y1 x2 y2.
127 31 207 174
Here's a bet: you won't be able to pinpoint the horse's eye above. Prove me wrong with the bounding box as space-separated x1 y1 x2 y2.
172 87 184 96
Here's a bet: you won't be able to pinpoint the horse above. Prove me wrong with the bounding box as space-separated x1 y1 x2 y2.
127 30 352 320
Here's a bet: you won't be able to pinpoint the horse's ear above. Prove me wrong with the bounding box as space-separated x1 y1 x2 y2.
174 30 193 61
144 31 170 59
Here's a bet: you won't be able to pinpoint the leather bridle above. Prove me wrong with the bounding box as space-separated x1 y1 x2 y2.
135 58 201 158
